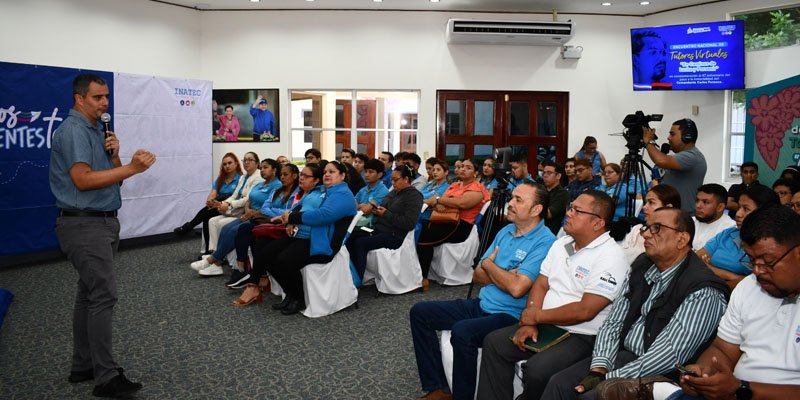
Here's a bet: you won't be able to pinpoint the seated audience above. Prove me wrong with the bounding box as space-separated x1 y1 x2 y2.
540 160 569 235
234 163 322 304
304 148 322 164
354 159 390 228
204 152 264 257
378 151 394 189
508 154 533 190
347 164 423 280
772 178 800 207
563 157 577 187
726 162 768 216
597 163 628 221
697 185 780 289
481 158 498 191
574 136 607 176
424 157 437 182
216 105 240 142
340 148 355 164
693 183 736 250
420 159 451 221
543 208 729 399
276 155 290 165
225 163 299 288
405 153 428 191
411 182 556 400
450 160 464 183
566 158 601 201
242 161 357 315
620 184 681 263
191 158 281 276
353 152 369 178
340 148 366 195
630 206 800 400
416 159 489 290
174 152 242 255
477 191 629 400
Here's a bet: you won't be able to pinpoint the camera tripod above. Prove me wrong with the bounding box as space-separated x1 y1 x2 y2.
610 148 653 239
466 177 512 299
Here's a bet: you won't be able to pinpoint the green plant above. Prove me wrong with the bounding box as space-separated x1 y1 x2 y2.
737 8 800 50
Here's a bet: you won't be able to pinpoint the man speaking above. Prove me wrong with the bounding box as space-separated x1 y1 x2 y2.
50 74 156 398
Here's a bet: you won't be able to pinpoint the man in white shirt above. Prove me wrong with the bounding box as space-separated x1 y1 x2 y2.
692 184 735 251
477 190 630 400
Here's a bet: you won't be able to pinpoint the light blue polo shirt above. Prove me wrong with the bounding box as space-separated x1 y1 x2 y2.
213 173 241 198
248 177 282 210
478 219 557 319
49 109 120 211
703 227 751 275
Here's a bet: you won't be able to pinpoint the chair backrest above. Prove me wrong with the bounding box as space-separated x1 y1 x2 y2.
347 210 365 234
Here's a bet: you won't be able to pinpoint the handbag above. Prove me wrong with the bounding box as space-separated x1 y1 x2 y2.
429 206 460 225
252 223 288 240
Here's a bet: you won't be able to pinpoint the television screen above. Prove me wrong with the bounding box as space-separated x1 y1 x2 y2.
630 20 745 91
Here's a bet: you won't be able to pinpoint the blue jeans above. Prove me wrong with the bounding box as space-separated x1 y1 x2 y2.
212 219 245 261
409 298 518 400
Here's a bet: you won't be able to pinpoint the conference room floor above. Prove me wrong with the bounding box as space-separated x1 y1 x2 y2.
0 235 468 399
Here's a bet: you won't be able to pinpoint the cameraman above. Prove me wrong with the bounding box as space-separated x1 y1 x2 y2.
643 118 706 216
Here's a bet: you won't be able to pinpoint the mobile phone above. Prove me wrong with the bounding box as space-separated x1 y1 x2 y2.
675 364 699 377
360 226 374 233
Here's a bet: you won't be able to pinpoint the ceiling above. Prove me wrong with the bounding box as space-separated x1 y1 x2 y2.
153 0 723 16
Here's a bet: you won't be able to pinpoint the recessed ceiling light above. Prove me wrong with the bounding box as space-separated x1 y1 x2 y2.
601 2 612 5
640 1 650 4
373 0 383 2
430 0 441 2
250 0 259 2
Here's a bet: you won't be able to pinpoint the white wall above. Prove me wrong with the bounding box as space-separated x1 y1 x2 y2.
2 0 797 186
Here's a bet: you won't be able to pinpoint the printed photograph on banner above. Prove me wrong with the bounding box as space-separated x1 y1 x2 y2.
212 89 279 143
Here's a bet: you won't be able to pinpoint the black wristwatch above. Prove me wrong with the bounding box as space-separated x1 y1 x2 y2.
735 379 752 400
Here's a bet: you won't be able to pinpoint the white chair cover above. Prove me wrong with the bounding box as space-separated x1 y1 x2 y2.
429 226 479 286
363 204 426 294
299 213 361 318
364 229 423 294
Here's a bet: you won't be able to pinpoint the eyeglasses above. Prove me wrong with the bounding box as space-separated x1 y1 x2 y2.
575 168 587 174
299 173 314 179
243 158 256 163
775 191 791 197
740 243 798 273
567 204 602 219
790 202 800 210
639 223 683 236
542 170 558 176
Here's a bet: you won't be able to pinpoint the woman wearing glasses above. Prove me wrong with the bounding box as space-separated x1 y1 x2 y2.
417 158 490 291
697 185 780 289
620 184 681 263
174 152 242 255
597 163 628 221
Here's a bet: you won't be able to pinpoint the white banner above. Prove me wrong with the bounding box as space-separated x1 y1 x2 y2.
113 73 212 239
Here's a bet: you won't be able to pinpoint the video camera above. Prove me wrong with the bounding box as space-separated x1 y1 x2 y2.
622 111 663 151
492 147 513 189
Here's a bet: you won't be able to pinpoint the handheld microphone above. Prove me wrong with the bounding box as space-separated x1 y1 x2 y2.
100 113 113 156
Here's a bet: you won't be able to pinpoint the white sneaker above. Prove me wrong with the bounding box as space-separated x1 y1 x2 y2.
198 265 224 276
190 257 211 271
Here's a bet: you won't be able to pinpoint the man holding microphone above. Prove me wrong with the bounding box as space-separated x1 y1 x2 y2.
50 73 156 398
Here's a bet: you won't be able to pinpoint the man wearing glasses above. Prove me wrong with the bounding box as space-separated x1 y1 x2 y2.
625 206 800 400
541 207 729 398
304 148 322 164
477 191 629 400
566 159 601 202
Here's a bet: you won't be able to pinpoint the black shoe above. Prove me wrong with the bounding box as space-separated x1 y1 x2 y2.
92 368 142 398
281 299 306 315
173 223 192 235
271 296 293 310
68 368 93 383
225 271 250 289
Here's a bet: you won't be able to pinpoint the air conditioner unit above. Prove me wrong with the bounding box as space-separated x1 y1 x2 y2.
446 19 574 46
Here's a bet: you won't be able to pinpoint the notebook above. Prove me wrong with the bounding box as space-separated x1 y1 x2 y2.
509 324 570 353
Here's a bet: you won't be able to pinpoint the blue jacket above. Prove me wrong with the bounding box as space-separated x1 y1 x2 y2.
249 106 276 135
260 187 300 218
288 182 357 257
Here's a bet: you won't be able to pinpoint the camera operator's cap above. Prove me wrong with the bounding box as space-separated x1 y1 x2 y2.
259 99 268 104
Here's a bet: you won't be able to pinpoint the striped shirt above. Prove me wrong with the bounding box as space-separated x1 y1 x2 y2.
590 259 727 378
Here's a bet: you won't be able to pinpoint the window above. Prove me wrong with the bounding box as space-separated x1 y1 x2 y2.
289 90 419 162
728 5 800 178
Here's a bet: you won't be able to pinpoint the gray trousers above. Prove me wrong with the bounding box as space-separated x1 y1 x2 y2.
56 216 121 385
476 325 595 400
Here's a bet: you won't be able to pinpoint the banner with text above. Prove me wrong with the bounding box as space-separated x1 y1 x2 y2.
744 74 800 185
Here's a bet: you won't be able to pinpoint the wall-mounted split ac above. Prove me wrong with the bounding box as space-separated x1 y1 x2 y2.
446 19 574 46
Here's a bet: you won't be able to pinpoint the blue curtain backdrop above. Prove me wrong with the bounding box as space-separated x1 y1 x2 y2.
0 62 113 256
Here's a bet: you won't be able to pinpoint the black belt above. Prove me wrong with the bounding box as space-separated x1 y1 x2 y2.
59 209 118 218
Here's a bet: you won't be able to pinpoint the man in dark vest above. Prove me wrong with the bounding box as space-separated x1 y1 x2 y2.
539 208 729 399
